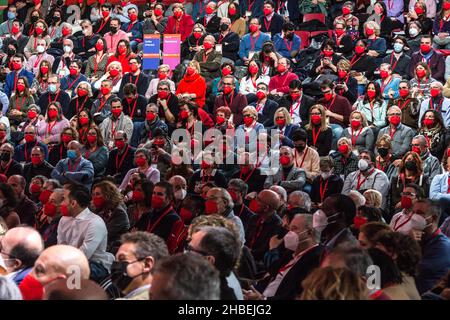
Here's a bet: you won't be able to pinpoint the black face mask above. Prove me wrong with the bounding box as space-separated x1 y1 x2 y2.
110 260 144 292
31 16 39 23
220 24 229 32
405 160 417 171
285 32 294 40
0 152 10 162
57 0 64 6
7 48 16 56
295 145 305 152
53 16 61 23
110 26 118 34
377 147 389 158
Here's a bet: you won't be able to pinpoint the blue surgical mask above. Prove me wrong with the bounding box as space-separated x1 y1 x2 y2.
393 43 404 53
48 84 57 93
7 12 16 20
67 150 77 160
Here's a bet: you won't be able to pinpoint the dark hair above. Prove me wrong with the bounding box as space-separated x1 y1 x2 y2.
320 79 335 90
228 178 248 196
0 183 19 209
179 100 198 118
154 181 175 203
291 128 308 142
364 81 383 104
321 39 336 51
375 0 387 16
367 247 403 287
134 180 154 207
282 21 295 32
328 243 373 277
129 56 142 64
120 231 169 261
151 253 220 300
289 79 302 90
263 0 275 7
420 109 445 129
198 227 241 278
10 242 41 269
69 59 82 70
358 206 383 222
123 83 137 95
181 194 205 217
12 53 25 63
326 194 356 226
404 183 425 199
110 97 122 106
360 149 376 163
359 222 392 246
110 17 121 26
64 183 91 208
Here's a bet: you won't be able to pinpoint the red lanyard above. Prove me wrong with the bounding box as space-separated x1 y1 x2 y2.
224 92 234 109
48 91 60 104
255 102 264 113
15 96 25 111
115 145 130 173
311 127 321 146
376 160 385 171
129 73 140 86
67 74 81 90
98 97 108 112
263 17 272 32
13 73 18 93
47 121 57 135
239 166 258 183
34 54 44 68
398 98 410 110
350 54 363 67
110 119 117 138
147 206 173 233
97 17 110 34
218 34 224 44
0 161 12 175
430 98 443 112
175 21 180 34
389 53 400 71
250 33 260 51
76 96 88 115
82 35 93 49
248 0 255 11
201 170 212 185
325 95 336 110
356 169 375 189
319 177 329 202
283 39 293 52
351 127 363 146
202 51 210 63
262 64 269 75
393 214 413 231
380 77 392 94
290 100 301 117
94 53 104 75
24 140 37 162
248 217 264 249
389 127 397 140
440 14 450 32
127 99 138 119
67 158 81 172
126 21 135 33
380 15 385 24
295 147 309 168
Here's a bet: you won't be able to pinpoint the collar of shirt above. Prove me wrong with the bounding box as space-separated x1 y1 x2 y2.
74 207 93 221
200 169 217 177
124 284 151 299
325 228 347 248
265 12 274 21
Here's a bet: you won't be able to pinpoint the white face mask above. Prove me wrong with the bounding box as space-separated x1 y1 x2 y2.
36 45 45 53
321 171 332 180
409 28 419 37
358 159 369 171
313 209 340 233
174 189 187 201
283 229 310 251
82 28 90 36
63 45 72 53
410 213 431 231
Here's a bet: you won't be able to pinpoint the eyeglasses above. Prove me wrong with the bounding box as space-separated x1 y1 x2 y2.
400 192 416 197
184 244 209 256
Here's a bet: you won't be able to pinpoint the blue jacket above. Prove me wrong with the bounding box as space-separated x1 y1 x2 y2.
273 33 301 59
4 69 34 98
239 32 271 60
130 119 168 148
60 74 88 97
121 21 143 42
430 172 450 201
375 77 401 100
51 156 94 190
14 141 49 163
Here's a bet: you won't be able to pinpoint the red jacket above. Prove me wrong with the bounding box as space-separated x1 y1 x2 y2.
268 71 299 94
176 72 207 107
107 52 136 74
164 14 195 42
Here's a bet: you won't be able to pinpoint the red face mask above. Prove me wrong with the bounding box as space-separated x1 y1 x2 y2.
77 88 88 97
351 120 361 129
110 69 120 77
414 6 424 15
25 133 35 143
263 8 273 16
112 109 122 118
353 216 368 229
291 92 301 101
335 29 345 37
201 160 212 170
186 66 196 76
28 110 37 119
30 183 41 193
0 131 5 141
43 202 57 217
158 72 167 80
61 134 72 143
243 116 254 126
101 11 109 18
365 28 374 36
355 45 365 55
179 208 193 222
179 110 189 120
19 274 44 301
276 118 286 127
31 155 41 165
154 9 163 16
412 146 421 155
118 46 127 55
423 118 434 127
11 25 19 34
379 70 389 79
256 90 266 100
323 50 333 57
193 31 202 40
228 190 238 202
145 112 156 122
216 115 225 125
228 7 236 15
35 27 44 35
249 25 258 33
203 42 213 50
17 83 25 92
248 65 259 75
338 144 349 154
367 89 376 99
389 115 401 126
204 200 218 215
338 70 347 79
416 69 426 78
136 157 147 167
444 2 450 10
400 196 413 209
79 117 89 125
311 114 321 125
101 87 111 96
324 92 333 101
249 199 260 214
39 189 52 205
69 67 78 76
95 42 104 51
60 203 70 216
129 13 137 22
342 7 351 15
277 64 286 73
420 44 431 54
222 67 232 76
152 195 165 209
48 109 58 119
93 195 106 209
130 64 139 72
223 86 233 95
174 11 183 19
430 88 441 97
280 155 291 166
12 62 21 71
87 135 97 144
131 190 145 202
205 6 214 14
62 27 71 37
40 66 49 74
399 88 409 98
115 140 125 150
158 90 169 99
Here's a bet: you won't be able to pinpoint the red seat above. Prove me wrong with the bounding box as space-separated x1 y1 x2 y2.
303 13 326 24
436 49 450 57
295 31 310 49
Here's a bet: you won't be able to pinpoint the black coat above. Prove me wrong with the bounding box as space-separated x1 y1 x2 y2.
196 14 221 34
310 174 344 204
250 99 279 127
23 161 54 185
306 126 333 157
259 13 285 36
382 53 411 80
106 145 136 185
213 31 240 61
278 94 315 125
121 95 148 122
118 72 151 98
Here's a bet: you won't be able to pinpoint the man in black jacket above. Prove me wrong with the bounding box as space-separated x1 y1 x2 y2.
259 0 285 38
106 131 136 185
196 1 221 34
23 146 54 185
130 104 168 147
278 80 315 126
213 17 240 62
250 82 279 127
228 178 257 236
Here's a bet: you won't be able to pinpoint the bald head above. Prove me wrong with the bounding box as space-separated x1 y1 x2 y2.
32 245 90 287
44 279 107 300
2 227 43 273
168 175 186 187
258 189 280 213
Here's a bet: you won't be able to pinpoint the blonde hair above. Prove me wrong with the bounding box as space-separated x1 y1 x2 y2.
363 189 383 208
349 110 368 127
107 61 123 72
188 60 201 72
376 134 392 149
305 104 328 131
300 267 368 300
273 107 292 126
337 59 351 71
364 21 380 36
243 105 258 119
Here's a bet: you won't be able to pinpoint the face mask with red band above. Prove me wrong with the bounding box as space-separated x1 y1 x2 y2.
338 144 349 155
280 155 291 166
93 196 106 209
152 195 165 209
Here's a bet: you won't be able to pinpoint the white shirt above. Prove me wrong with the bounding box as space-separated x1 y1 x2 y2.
145 78 176 100
289 98 302 125
389 211 414 234
57 208 114 270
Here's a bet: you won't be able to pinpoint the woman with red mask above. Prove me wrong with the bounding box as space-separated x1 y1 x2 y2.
418 110 450 161
119 148 160 191
304 105 331 156
374 135 397 181
68 82 93 121
332 22 354 58
235 106 265 151
85 38 109 81
7 77 35 129
181 23 205 61
16 104 40 143
405 1 433 35
164 3 194 41
214 106 234 134
409 62 437 99
146 64 176 99
367 1 393 39
30 60 53 97
93 61 123 95
349 39 377 90
24 19 50 59
211 62 239 97
432 0 450 49
176 60 206 108
35 102 70 146
75 110 93 145
239 60 270 95
91 180 130 254
388 80 420 130
341 110 375 155
375 63 401 101
27 175 47 205
126 180 154 229
81 127 108 178
106 40 136 74
335 59 358 104
228 1 246 37
47 127 79 167
363 21 386 63
331 137 360 179
354 82 388 133
310 40 343 78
